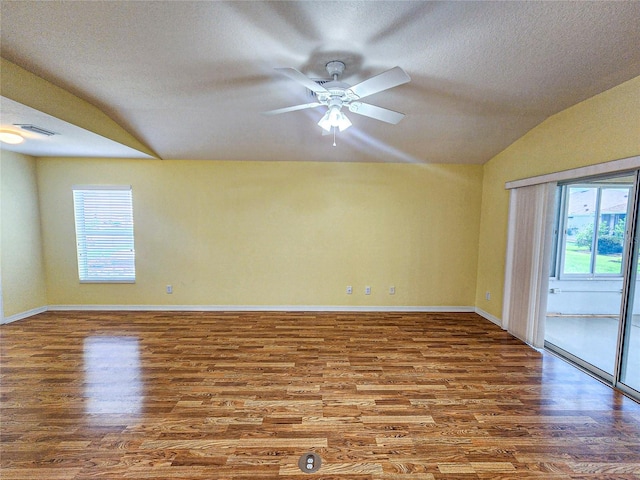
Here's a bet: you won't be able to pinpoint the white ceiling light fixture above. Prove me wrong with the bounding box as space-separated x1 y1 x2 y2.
0 130 24 144
264 60 410 142
317 99 352 132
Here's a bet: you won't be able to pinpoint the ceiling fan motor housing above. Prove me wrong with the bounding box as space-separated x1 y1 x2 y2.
316 82 358 105
314 61 358 109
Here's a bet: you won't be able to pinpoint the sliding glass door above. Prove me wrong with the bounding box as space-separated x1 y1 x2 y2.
546 171 639 399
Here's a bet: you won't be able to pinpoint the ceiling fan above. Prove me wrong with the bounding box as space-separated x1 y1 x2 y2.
264 61 411 135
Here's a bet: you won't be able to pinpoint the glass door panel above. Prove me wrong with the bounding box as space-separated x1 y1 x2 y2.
619 191 640 395
546 176 634 378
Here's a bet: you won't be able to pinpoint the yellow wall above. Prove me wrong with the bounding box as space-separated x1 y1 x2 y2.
476 75 640 319
5 68 637 317
37 159 483 308
1 150 47 319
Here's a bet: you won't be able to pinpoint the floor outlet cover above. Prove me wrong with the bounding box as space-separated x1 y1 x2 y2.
298 452 322 473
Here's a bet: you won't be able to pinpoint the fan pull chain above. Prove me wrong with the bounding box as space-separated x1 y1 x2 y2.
333 128 337 147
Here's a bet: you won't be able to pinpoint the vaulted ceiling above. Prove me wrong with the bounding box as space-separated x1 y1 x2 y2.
1 1 639 163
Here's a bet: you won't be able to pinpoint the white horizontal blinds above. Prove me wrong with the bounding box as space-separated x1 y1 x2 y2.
73 186 135 283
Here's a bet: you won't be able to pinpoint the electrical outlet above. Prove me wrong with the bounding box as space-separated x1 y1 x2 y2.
485 291 490 301
166 285 173 294
365 286 371 295
346 285 352 295
389 286 395 295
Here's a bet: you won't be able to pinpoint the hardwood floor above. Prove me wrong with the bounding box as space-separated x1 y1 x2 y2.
1 311 639 479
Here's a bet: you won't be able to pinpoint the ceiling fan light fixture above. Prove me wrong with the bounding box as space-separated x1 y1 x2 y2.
336 111 352 132
0 130 25 145
318 105 352 132
317 111 331 132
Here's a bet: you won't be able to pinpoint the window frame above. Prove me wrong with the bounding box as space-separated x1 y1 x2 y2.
554 180 632 280
72 185 136 284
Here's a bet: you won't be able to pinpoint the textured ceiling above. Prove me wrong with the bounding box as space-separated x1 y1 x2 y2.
1 1 639 164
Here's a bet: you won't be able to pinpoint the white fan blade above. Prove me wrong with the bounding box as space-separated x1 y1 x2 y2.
263 102 323 115
348 102 405 124
347 67 410 99
274 67 329 95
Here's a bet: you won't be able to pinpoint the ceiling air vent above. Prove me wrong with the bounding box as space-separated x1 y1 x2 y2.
307 79 330 98
14 124 58 137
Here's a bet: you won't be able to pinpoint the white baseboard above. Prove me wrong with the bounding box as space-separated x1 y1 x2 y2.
48 304 477 313
1 306 48 325
474 307 503 327
2 305 498 325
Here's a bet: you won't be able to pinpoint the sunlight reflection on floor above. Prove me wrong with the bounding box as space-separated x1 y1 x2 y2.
83 336 143 415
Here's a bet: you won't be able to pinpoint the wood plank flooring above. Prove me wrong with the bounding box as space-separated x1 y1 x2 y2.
1 311 639 479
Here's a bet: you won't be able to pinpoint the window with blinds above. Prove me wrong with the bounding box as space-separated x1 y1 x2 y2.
73 186 136 283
